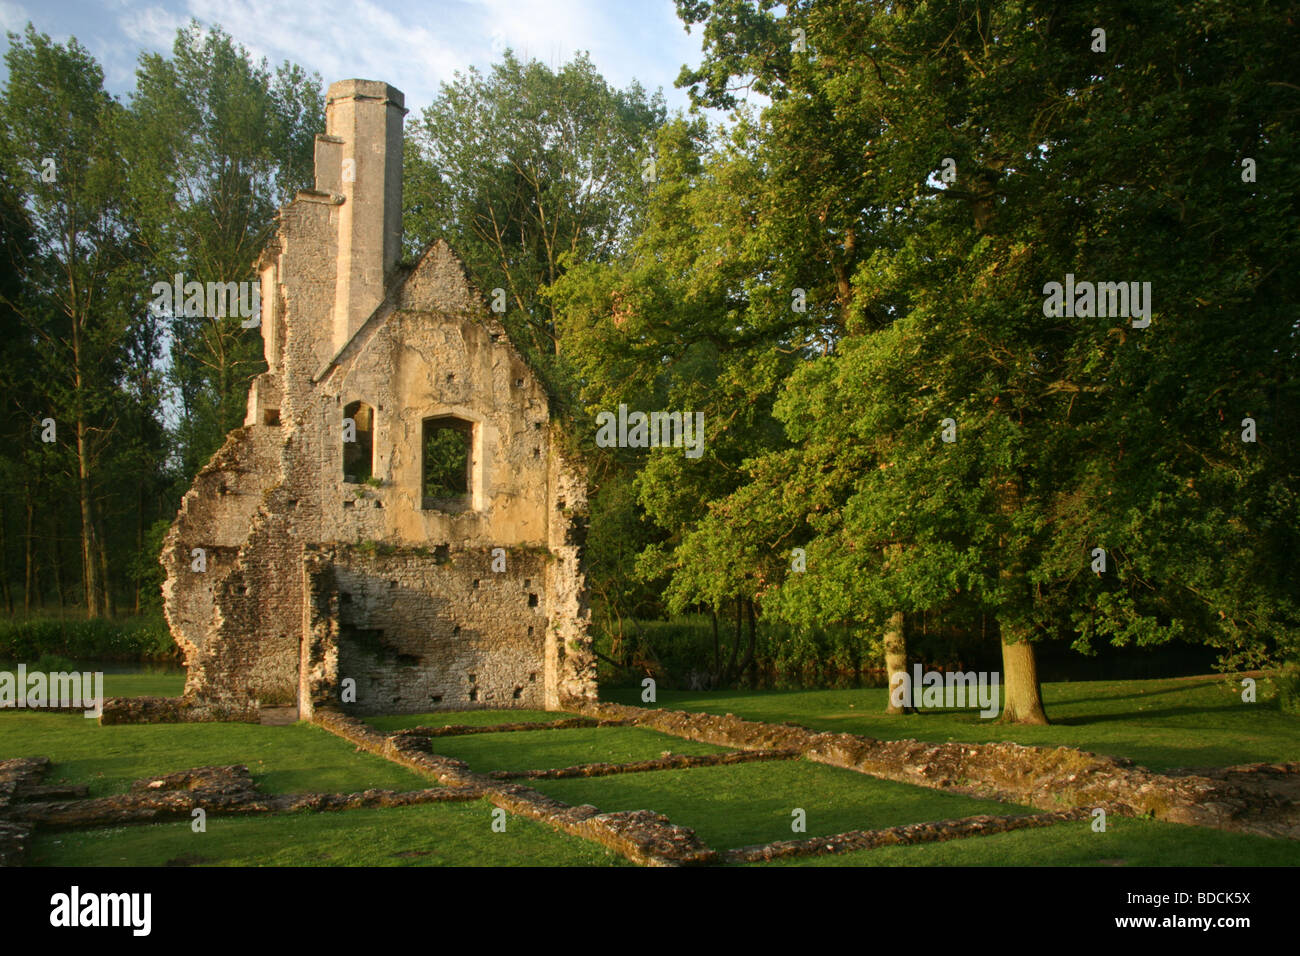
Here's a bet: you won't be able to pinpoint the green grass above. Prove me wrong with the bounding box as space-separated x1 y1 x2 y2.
0 711 429 796
0 665 185 698
9 672 1298 867
100 670 186 697
530 758 1028 850
364 709 557 732
28 802 628 867
425 726 729 772
609 677 1300 771
759 814 1300 867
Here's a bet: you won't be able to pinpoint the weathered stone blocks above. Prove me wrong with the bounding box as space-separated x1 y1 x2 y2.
161 79 596 720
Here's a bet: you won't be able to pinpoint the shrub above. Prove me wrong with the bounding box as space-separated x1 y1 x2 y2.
33 652 77 672
595 615 882 690
1273 663 1300 715
0 615 178 664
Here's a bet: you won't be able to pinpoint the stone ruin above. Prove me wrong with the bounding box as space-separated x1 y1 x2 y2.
160 79 596 722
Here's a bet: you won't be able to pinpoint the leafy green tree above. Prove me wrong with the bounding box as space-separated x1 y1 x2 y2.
552 110 844 685
123 21 323 480
678 0 1300 721
557 1 913 692
0 163 40 612
404 51 665 386
0 25 138 617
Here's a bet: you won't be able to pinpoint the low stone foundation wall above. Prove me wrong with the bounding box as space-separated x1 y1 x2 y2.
312 707 716 866
488 748 799 781
98 696 260 725
6 763 481 831
391 716 629 738
564 700 1295 837
0 757 48 865
724 809 1088 863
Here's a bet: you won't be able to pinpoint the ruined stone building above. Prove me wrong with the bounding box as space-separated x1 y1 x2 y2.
161 79 595 721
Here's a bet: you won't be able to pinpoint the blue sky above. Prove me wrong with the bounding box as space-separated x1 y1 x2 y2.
0 0 715 114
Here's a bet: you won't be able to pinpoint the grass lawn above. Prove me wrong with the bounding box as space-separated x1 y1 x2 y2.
0 667 186 699
606 677 1300 771
0 711 429 796
7 674 1298 867
424 726 729 773
99 670 186 698
531 758 1028 850
28 802 628 867
758 814 1300 867
365 709 557 732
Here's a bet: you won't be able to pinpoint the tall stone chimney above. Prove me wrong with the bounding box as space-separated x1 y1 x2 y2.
317 79 406 353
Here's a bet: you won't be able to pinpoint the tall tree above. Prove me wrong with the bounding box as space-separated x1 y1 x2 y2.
124 22 323 480
677 0 1300 721
0 164 39 613
0 25 137 617
551 110 842 685
404 50 665 389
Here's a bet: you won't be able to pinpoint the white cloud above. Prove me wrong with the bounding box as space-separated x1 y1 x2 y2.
118 5 187 49
166 0 698 112
178 0 478 108
9 0 704 115
0 1 28 33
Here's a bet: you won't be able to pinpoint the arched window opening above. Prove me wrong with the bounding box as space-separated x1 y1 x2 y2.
422 416 472 512
343 401 374 483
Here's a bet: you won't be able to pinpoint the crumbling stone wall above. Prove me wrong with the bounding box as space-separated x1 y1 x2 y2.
310 544 550 714
161 79 595 720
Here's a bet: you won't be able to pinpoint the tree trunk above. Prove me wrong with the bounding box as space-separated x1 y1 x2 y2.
1000 625 1049 725
0 491 11 615
96 513 114 617
76 439 103 617
49 510 63 611
710 608 721 687
73 313 105 619
996 478 1049 724
50 513 63 610
883 610 912 714
737 598 757 689
24 481 35 612
725 597 742 682
133 484 144 614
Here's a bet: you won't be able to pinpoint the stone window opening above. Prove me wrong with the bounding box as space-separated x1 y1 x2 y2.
422 416 473 512
343 401 375 483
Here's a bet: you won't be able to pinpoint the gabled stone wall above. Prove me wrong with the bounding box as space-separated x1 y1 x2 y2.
160 78 596 720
